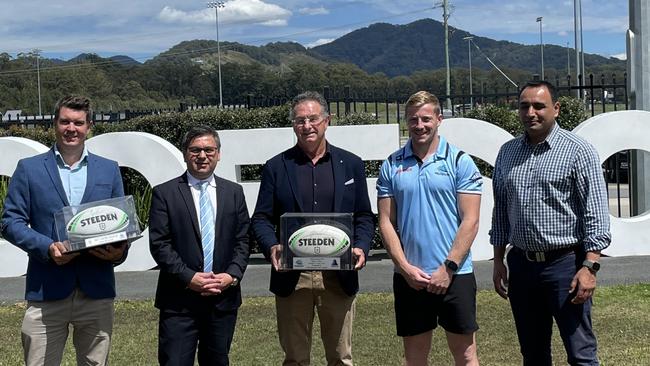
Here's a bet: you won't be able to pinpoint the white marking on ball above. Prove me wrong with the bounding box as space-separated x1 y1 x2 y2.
288 224 351 257
67 205 130 237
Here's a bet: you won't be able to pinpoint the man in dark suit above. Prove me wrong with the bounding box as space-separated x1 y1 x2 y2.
1 95 127 366
251 91 375 365
149 125 250 366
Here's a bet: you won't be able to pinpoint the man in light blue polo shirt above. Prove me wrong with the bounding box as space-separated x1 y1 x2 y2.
377 91 482 366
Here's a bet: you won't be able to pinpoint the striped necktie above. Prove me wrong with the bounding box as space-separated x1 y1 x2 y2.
199 181 214 273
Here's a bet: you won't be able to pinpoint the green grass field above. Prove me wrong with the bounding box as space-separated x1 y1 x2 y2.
1 284 648 365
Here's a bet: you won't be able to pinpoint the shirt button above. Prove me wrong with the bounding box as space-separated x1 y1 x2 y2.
314 201 318 205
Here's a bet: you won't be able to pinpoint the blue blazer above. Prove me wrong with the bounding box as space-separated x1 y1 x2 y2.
251 144 376 297
1 148 124 301
149 173 250 312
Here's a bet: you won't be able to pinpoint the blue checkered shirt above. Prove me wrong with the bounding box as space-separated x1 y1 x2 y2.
490 123 611 252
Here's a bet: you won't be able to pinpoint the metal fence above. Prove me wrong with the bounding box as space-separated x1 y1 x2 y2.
323 73 629 123
0 73 632 217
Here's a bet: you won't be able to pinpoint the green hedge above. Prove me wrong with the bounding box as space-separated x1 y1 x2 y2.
0 98 589 250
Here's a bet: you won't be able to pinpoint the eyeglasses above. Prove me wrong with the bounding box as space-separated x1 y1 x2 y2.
187 146 218 156
407 115 438 125
292 115 326 126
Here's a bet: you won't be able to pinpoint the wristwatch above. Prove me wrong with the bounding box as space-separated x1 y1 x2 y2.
230 276 239 287
582 260 600 274
444 259 459 273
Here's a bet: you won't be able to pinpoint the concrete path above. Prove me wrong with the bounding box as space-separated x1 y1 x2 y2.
1 253 648 304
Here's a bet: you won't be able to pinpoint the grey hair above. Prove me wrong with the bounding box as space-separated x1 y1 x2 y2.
289 91 329 121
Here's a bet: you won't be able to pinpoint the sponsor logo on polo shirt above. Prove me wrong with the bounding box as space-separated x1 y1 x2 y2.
396 166 413 174
434 165 450 176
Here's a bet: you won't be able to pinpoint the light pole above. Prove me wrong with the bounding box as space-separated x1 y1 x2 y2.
207 2 225 108
537 17 544 80
463 36 474 108
33 49 42 116
443 0 452 111
567 41 571 76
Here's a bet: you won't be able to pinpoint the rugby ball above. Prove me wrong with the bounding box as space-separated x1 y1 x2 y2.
288 224 350 257
67 205 129 237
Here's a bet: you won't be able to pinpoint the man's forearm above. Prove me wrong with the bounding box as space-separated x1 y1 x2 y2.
447 217 479 264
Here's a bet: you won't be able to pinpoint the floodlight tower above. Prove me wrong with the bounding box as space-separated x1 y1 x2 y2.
207 1 225 107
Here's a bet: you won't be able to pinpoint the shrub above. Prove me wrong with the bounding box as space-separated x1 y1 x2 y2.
335 112 378 126
93 105 293 150
464 104 520 136
557 96 589 131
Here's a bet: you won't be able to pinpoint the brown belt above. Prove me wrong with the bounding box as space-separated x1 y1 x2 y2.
511 246 578 263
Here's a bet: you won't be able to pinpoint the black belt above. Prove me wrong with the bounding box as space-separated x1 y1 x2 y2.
511 246 577 263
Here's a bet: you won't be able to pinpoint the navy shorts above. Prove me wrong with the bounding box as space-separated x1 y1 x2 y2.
393 272 478 336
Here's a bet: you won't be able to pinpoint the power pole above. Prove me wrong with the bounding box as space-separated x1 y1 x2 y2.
443 0 452 111
567 42 571 76
463 36 474 108
33 49 43 116
537 17 544 80
574 0 581 97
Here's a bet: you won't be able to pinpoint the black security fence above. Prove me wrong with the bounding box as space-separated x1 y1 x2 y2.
2 73 628 128
323 73 628 123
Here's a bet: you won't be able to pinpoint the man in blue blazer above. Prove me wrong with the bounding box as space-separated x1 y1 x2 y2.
149 126 250 366
252 91 375 365
1 95 127 366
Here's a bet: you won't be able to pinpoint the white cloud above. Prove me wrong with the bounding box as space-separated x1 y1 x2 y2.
611 53 626 61
158 0 292 27
298 7 330 15
306 38 335 48
158 6 212 25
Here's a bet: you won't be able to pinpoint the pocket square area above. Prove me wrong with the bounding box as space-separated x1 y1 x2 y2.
344 179 355 185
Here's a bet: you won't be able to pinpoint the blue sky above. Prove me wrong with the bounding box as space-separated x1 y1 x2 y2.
0 0 629 62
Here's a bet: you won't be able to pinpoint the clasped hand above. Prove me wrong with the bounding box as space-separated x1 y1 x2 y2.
189 272 233 296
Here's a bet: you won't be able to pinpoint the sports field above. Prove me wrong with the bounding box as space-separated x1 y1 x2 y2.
0 284 648 365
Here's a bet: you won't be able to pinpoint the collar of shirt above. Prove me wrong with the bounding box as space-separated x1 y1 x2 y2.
522 122 560 149
186 172 216 189
54 145 89 170
403 135 449 164
291 142 332 165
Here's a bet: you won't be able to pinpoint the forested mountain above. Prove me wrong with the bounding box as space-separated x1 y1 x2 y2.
0 19 626 114
312 19 624 77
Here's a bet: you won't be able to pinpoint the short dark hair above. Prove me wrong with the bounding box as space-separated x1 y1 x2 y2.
54 95 92 122
519 80 559 103
289 91 329 121
181 125 221 152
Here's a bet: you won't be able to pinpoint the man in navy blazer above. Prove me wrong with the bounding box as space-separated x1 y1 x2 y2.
1 95 127 366
149 126 250 366
252 91 375 365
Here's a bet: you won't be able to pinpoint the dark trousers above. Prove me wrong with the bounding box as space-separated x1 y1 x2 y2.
507 249 598 366
158 307 238 366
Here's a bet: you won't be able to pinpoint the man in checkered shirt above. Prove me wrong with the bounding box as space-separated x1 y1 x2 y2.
490 80 611 365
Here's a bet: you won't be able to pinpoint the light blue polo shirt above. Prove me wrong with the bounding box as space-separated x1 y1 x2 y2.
377 136 482 274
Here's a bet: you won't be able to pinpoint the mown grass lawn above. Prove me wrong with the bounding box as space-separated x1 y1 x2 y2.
1 284 648 365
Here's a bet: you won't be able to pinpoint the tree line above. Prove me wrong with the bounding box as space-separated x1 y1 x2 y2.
0 51 625 115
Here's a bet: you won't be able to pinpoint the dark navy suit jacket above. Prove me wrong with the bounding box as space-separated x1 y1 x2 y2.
1 148 125 301
148 173 250 312
251 144 376 297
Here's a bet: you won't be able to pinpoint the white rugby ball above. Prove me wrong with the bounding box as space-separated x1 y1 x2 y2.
67 205 130 237
288 224 351 257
